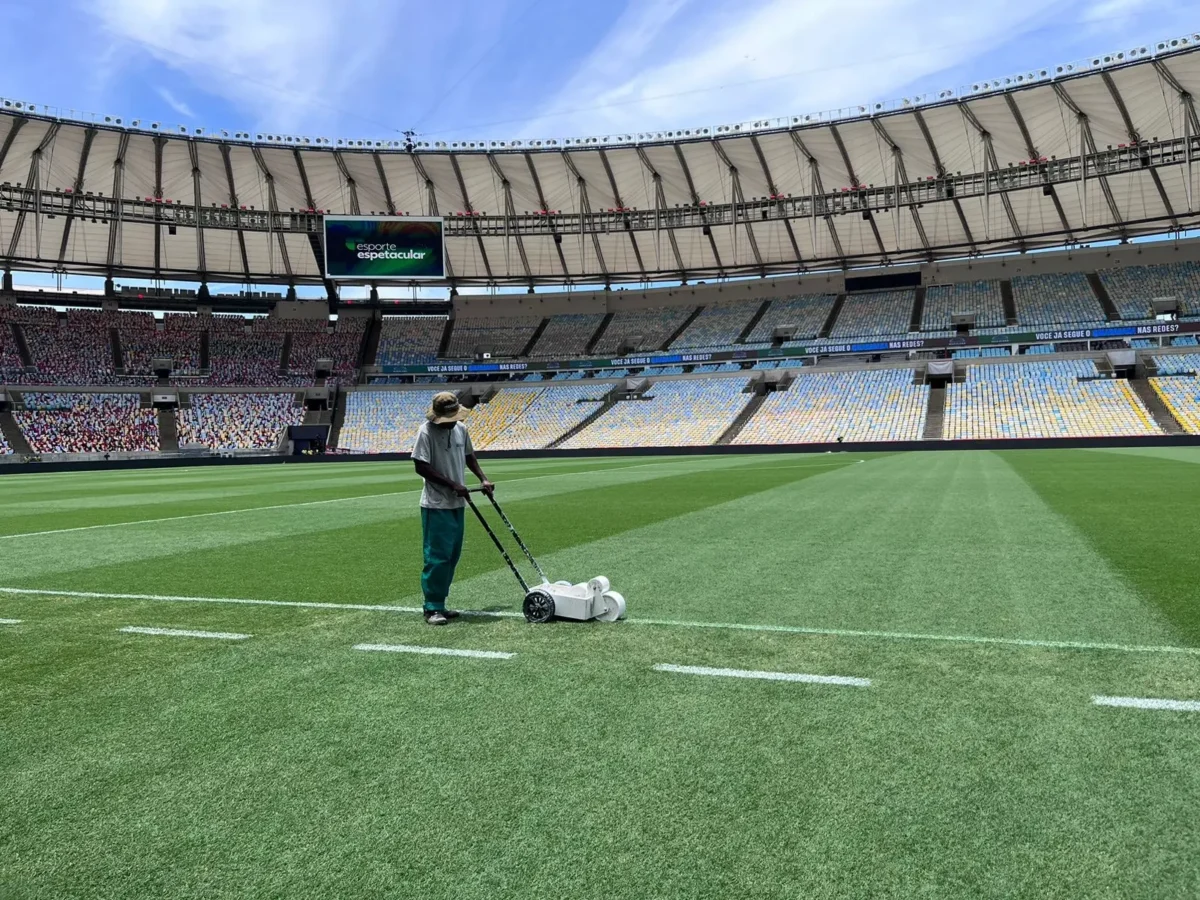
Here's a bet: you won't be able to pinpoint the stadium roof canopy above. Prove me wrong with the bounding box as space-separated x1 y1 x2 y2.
2 39 1200 288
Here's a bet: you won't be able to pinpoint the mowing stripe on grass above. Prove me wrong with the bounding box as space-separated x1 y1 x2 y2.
118 626 251 640
353 643 513 660
0 458 710 541
7 586 1198 656
655 663 870 687
1092 695 1200 712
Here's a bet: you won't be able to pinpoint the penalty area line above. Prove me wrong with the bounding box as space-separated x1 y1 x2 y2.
655 663 869 687
1092 695 1200 712
0 618 22 625
354 643 513 660
118 626 251 640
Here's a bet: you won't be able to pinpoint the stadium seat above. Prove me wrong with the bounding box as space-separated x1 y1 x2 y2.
733 369 928 444
943 360 1158 438
177 393 305 450
14 392 158 453
1099 262 1200 319
1011 273 1105 326
447 316 542 358
527 314 606 358
829 290 915 339
559 378 752 448
592 307 696 355
744 295 837 343
669 299 763 351
922 281 1006 331
376 316 446 365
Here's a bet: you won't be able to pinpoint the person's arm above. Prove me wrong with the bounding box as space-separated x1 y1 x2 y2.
466 453 494 495
414 458 469 497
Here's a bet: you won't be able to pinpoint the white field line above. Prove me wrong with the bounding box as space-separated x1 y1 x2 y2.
354 643 513 660
118 626 251 640
4 586 1199 656
0 618 22 625
655 663 870 687
1092 695 1200 712
0 456 862 542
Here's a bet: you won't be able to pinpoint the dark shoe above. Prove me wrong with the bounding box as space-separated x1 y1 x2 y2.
424 610 449 626
442 609 461 620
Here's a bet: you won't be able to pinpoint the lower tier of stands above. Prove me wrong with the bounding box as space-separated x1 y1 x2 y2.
14 393 158 453
733 369 928 444
177 394 305 451
1151 376 1200 434
559 379 752 449
943 361 1157 439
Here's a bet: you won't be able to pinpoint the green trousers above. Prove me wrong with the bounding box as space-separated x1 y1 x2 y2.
421 507 465 611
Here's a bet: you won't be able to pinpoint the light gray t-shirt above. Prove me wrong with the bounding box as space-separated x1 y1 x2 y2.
412 421 474 509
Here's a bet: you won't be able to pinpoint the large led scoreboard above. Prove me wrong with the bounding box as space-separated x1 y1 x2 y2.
323 216 446 281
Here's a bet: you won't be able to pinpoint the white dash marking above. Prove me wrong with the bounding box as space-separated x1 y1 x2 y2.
1092 695 1200 712
0 618 22 625
354 643 513 660
119 626 251 641
654 663 870 687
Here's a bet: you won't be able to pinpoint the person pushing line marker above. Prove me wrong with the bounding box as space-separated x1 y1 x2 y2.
411 392 494 626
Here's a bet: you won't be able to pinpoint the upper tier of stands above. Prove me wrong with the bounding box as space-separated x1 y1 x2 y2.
592 307 695 355
733 369 928 444
1011 273 1104 326
448 316 541 359
20 309 117 386
669 299 761 350
746 294 837 345
1153 352 1200 375
528 313 606 358
177 393 305 450
829 290 915 339
1100 261 1200 319
376 316 445 365
922 281 1006 331
943 360 1157 439
559 378 752 449
14 392 158 453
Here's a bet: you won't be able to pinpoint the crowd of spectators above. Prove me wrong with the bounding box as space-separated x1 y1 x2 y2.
14 392 158 453
21 310 117 385
177 393 305 450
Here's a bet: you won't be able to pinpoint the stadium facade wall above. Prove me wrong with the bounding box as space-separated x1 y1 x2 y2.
451 239 1200 320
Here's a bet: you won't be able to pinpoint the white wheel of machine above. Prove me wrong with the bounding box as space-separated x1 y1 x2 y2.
597 590 626 622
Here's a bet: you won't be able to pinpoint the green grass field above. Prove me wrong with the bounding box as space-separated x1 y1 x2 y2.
2 449 1199 899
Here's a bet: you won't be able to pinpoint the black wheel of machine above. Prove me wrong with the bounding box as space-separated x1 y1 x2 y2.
523 590 555 624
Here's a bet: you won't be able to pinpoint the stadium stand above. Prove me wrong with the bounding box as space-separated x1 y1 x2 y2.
943 360 1157 439
953 347 1011 359
121 312 203 377
922 281 1006 330
1099 262 1200 319
1 322 24 380
528 313 606 358
15 392 158 453
1011 273 1104 326
1150 375 1200 433
670 300 761 350
448 316 542 359
376 316 446 365
829 290 915 338
177 393 305 450
338 390 438 453
745 294 837 344
0 431 10 455
286 317 366 381
1173 335 1199 347
464 390 541 448
733 369 928 444
483 384 606 450
20 309 116 385
1152 353 1200 375
592 307 695 355
559 378 751 448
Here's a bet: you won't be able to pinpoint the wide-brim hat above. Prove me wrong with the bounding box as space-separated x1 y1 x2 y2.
428 391 468 424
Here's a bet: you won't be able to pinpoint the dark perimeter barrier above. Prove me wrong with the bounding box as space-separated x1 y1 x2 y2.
4 433 1200 476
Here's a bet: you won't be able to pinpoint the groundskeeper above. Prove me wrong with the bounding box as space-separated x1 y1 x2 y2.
411 392 494 625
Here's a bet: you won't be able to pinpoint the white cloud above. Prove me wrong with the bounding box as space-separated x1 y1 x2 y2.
87 0 410 133
156 87 195 118
518 0 1110 137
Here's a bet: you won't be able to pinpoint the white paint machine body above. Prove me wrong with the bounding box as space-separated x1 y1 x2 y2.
465 490 626 624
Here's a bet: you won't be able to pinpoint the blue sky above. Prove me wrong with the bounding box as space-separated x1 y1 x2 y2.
0 0 1194 145
0 0 1195 299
